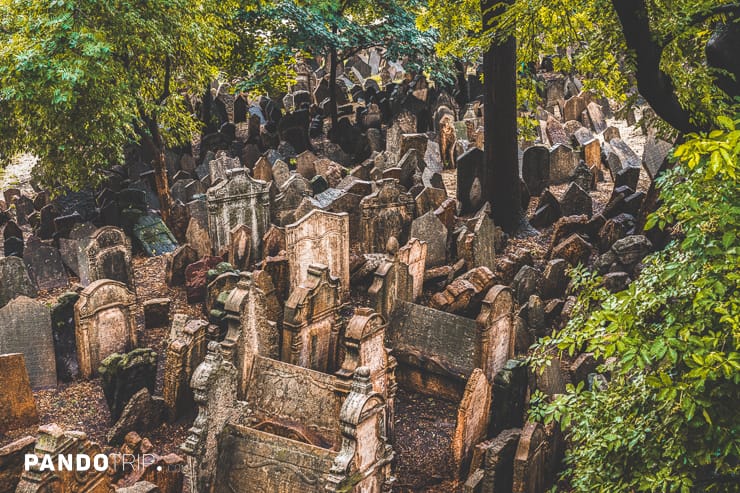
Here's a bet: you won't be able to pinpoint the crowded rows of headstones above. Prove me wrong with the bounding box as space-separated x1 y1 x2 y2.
0 48 667 493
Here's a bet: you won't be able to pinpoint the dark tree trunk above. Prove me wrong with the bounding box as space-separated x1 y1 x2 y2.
481 0 529 234
329 46 339 129
612 0 703 134
141 118 173 225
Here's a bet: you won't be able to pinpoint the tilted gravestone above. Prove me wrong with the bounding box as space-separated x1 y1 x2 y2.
512 422 548 493
163 317 208 421
397 238 428 301
99 348 157 421
286 209 350 300
0 353 39 433
133 215 178 256
0 296 56 388
207 168 270 261
74 279 137 378
549 144 577 185
0 256 38 308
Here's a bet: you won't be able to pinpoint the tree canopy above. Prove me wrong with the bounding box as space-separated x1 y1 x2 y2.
0 0 235 190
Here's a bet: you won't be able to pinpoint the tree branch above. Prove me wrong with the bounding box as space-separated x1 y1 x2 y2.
660 3 740 48
158 56 171 106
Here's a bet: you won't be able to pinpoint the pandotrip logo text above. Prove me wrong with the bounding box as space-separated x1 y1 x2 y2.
24 454 182 473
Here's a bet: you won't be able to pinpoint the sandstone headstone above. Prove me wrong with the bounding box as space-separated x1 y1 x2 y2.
397 238 428 301
360 179 415 253
164 244 199 287
0 354 39 433
74 279 137 378
51 292 80 381
0 256 37 308
286 209 350 300
0 436 36 493
163 316 208 420
22 241 69 291
549 144 577 185
81 226 135 290
512 422 547 493
99 348 157 421
521 146 550 196
452 368 492 478
560 182 593 217
457 147 486 214
410 210 447 268
107 388 165 445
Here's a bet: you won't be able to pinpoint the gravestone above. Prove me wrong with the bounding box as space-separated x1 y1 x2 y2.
0 256 38 308
58 222 96 275
586 102 606 133
606 138 640 178
282 264 342 372
452 369 492 478
164 244 199 287
221 272 281 398
99 348 157 421
369 254 413 319
252 156 273 182
410 210 447 268
0 353 39 433
642 131 673 180
0 297 56 388
75 279 137 378
476 285 516 378
360 179 415 254
549 144 577 184
133 215 178 256
186 217 211 258
228 224 252 271
457 147 486 214
521 146 550 196
397 238 428 301
107 388 165 445
208 153 241 184
286 209 350 300
0 436 36 493
81 226 135 290
51 292 80 381
467 209 497 271
545 116 569 146
23 240 69 290
163 317 208 420
560 182 593 217
490 359 528 434
207 168 270 260
512 422 547 493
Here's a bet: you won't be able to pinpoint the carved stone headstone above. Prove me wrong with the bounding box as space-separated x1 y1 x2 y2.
457 147 486 214
133 215 178 256
228 224 252 271
512 422 548 493
360 179 414 254
74 279 137 378
207 168 270 261
452 368 492 478
0 256 38 308
164 244 199 287
397 238 428 301
521 146 550 196
162 317 207 420
81 226 135 290
23 239 69 291
549 144 577 185
286 209 350 300
282 264 342 372
0 297 55 388
0 353 39 433
51 292 80 381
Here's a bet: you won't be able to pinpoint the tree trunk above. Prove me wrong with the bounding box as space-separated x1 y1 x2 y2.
329 45 339 129
142 119 173 225
612 0 703 134
482 0 530 234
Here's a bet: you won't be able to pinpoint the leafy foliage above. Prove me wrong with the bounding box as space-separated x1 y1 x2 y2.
530 114 740 492
233 0 450 95
0 0 235 190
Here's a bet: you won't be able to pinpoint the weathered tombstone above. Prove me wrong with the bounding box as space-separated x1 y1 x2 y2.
23 240 69 291
220 272 281 398
642 131 673 180
0 297 55 389
0 353 39 433
0 435 36 493
252 156 273 182
476 285 515 378
512 422 548 493
586 101 607 133
81 226 135 290
606 138 640 179
133 215 178 256
58 222 96 275
466 208 497 271
410 210 448 268
360 179 415 254
286 209 350 300
207 168 270 260
282 264 342 372
208 153 241 184
490 359 528 435
397 238 428 301
457 147 486 214
164 244 199 287
0 256 37 308
14 195 35 226
560 182 593 217
521 146 550 196
531 357 567 395
452 369 492 478
163 317 208 421
573 127 601 170
549 144 577 184
369 253 413 320
545 116 569 146
99 348 157 421
107 388 165 445
563 93 587 122
414 186 447 217
465 428 521 493
51 292 80 381
74 279 137 378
